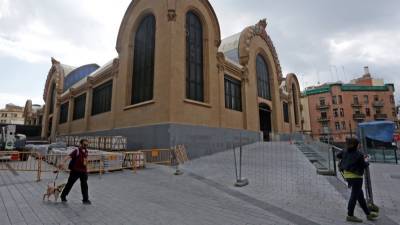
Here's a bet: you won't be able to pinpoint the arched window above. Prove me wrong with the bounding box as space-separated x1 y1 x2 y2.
292 83 299 125
49 83 56 114
186 11 204 102
132 14 156 105
256 55 271 100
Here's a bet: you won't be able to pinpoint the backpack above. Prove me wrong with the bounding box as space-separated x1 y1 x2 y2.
68 149 79 170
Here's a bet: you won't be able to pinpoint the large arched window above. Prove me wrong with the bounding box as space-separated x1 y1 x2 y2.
131 14 156 105
49 83 56 114
256 55 271 100
186 11 204 102
292 83 299 125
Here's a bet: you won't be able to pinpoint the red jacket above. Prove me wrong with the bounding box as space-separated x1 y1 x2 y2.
69 147 88 173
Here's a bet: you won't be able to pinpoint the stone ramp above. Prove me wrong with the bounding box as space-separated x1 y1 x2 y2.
0 165 294 225
182 142 381 225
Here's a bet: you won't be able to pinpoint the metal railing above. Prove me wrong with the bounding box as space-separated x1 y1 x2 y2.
140 149 173 165
330 145 398 178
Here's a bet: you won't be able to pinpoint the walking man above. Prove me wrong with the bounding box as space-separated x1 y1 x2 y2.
59 139 91 204
337 138 378 222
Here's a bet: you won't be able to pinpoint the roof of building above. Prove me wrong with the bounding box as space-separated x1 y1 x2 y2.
303 83 395 96
219 33 241 64
60 58 116 97
63 64 100 92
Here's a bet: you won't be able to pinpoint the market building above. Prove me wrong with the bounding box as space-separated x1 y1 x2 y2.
23 100 44 126
302 66 397 143
41 0 302 155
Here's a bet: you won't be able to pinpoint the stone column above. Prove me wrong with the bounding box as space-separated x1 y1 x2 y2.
110 59 119 129
50 95 61 142
85 80 94 132
67 94 74 133
241 68 250 130
41 103 49 138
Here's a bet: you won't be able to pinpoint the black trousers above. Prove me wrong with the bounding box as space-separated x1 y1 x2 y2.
347 178 370 216
61 171 89 201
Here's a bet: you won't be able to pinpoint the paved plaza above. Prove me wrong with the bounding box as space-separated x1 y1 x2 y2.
0 142 399 225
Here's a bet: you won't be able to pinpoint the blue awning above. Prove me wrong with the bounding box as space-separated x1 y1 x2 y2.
357 121 395 143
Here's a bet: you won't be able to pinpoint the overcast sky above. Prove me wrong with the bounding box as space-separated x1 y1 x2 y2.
1 0 399 108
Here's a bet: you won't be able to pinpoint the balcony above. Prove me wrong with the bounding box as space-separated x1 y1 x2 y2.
316 104 330 110
372 100 384 108
374 113 387 120
351 102 362 108
317 117 330 122
353 113 366 121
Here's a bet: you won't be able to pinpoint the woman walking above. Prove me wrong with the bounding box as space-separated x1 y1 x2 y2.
337 138 378 223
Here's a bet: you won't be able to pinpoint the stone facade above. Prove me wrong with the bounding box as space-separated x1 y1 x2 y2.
23 100 43 126
302 68 397 143
0 103 24 125
41 0 301 151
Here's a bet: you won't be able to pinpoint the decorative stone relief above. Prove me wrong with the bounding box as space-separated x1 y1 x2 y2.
167 9 177 21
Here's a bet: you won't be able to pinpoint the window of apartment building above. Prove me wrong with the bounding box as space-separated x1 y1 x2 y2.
332 96 337 105
256 55 272 100
366 108 371 117
132 14 156 105
355 109 361 115
341 121 346 130
224 75 242 112
335 122 340 130
333 108 339 117
390 95 395 104
319 97 326 106
392 108 397 117
283 102 289 123
59 102 69 124
92 80 113 116
340 108 344 117
375 108 382 114
374 95 379 101
186 12 205 102
364 95 369 104
321 111 327 119
73 93 86 120
13 114 17 117
353 95 359 104
338 95 343 104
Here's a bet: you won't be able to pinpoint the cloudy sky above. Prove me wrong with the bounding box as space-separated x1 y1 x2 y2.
1 0 399 108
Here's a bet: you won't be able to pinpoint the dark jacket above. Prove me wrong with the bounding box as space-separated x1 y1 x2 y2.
337 147 369 176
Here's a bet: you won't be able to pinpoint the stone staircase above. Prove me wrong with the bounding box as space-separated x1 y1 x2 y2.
295 141 336 176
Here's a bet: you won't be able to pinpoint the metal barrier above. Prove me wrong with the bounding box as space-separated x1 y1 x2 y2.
0 151 43 181
0 147 190 184
1 150 149 182
122 151 145 173
141 149 172 165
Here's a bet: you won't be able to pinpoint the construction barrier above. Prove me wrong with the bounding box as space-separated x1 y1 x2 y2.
0 150 147 182
1 146 188 182
140 149 172 165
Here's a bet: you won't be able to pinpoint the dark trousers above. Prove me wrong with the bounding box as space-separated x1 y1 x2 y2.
61 171 89 201
347 178 370 216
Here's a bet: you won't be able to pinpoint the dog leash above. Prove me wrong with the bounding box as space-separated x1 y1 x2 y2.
53 170 59 188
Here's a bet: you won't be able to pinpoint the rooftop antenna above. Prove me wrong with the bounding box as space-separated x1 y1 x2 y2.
342 66 346 82
334 65 339 82
316 70 320 85
329 65 334 83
